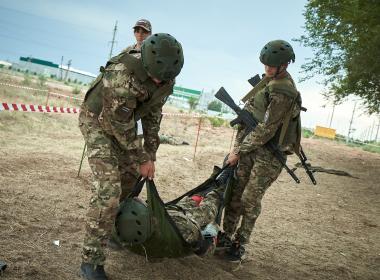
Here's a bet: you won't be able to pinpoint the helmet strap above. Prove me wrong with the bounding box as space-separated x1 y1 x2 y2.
274 66 281 78
274 63 289 78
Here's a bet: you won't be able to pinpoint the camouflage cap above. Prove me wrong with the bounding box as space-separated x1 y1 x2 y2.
133 19 152 32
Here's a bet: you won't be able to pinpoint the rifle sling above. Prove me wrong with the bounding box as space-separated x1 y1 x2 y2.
241 76 271 103
134 82 173 121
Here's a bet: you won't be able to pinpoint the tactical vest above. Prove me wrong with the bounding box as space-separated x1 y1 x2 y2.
250 75 302 155
83 52 173 121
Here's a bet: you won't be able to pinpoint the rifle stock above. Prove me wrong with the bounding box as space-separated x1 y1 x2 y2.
247 74 261 87
215 87 241 113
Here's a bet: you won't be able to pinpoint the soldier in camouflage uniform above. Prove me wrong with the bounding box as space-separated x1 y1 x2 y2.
222 40 302 261
79 33 184 280
123 19 152 54
114 165 235 258
117 186 222 256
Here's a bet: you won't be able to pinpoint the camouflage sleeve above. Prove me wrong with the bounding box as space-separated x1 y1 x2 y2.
239 92 294 154
231 101 252 154
100 63 151 163
141 84 173 161
232 125 246 154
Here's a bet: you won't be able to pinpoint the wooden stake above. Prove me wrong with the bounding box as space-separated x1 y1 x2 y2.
193 117 202 161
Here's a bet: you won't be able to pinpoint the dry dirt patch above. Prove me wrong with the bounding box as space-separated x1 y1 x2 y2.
0 107 379 279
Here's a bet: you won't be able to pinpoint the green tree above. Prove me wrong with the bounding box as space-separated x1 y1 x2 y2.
297 0 380 114
187 96 199 111
207 100 222 112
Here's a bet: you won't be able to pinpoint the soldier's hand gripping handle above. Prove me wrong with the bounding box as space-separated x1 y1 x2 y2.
139 160 155 180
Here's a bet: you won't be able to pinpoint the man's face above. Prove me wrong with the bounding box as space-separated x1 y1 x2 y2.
264 64 287 77
134 27 151 44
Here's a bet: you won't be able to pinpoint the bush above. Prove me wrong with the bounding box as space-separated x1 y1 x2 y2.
38 75 47 88
72 87 81 95
208 116 225 127
207 100 222 112
302 128 314 138
22 74 32 86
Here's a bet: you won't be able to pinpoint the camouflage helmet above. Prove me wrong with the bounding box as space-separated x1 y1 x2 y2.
115 198 151 244
260 40 295 67
141 33 184 81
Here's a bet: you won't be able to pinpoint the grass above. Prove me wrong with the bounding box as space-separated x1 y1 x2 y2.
207 116 225 127
363 145 380 153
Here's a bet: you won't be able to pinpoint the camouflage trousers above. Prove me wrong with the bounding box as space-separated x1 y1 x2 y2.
167 190 221 245
223 147 284 244
78 108 140 265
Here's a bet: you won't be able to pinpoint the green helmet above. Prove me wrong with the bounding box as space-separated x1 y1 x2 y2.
141 33 184 81
115 198 151 244
259 40 295 67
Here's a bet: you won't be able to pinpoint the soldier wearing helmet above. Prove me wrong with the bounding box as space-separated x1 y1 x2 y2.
79 33 184 280
222 40 302 262
124 19 152 54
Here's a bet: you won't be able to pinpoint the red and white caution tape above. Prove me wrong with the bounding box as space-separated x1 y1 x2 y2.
0 103 202 117
0 102 80 114
49 92 84 101
0 82 48 92
162 112 201 118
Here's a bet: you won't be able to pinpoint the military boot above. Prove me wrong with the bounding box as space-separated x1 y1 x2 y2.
80 263 108 280
224 240 246 262
216 231 232 248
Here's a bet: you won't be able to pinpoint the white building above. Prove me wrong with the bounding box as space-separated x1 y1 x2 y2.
12 56 96 84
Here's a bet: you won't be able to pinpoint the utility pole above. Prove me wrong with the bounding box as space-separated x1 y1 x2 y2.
329 102 336 128
59 56 64 80
369 119 376 142
64 59 72 81
375 116 380 142
109 21 118 59
346 102 357 143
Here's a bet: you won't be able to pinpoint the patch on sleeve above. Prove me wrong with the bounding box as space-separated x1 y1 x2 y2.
264 109 270 123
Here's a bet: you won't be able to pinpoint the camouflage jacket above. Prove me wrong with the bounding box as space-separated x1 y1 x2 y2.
122 43 140 54
98 57 174 163
233 73 298 154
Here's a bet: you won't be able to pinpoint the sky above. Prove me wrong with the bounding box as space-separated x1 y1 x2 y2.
0 0 379 141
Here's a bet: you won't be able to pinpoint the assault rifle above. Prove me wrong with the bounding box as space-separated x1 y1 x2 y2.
215 87 300 184
299 147 317 185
